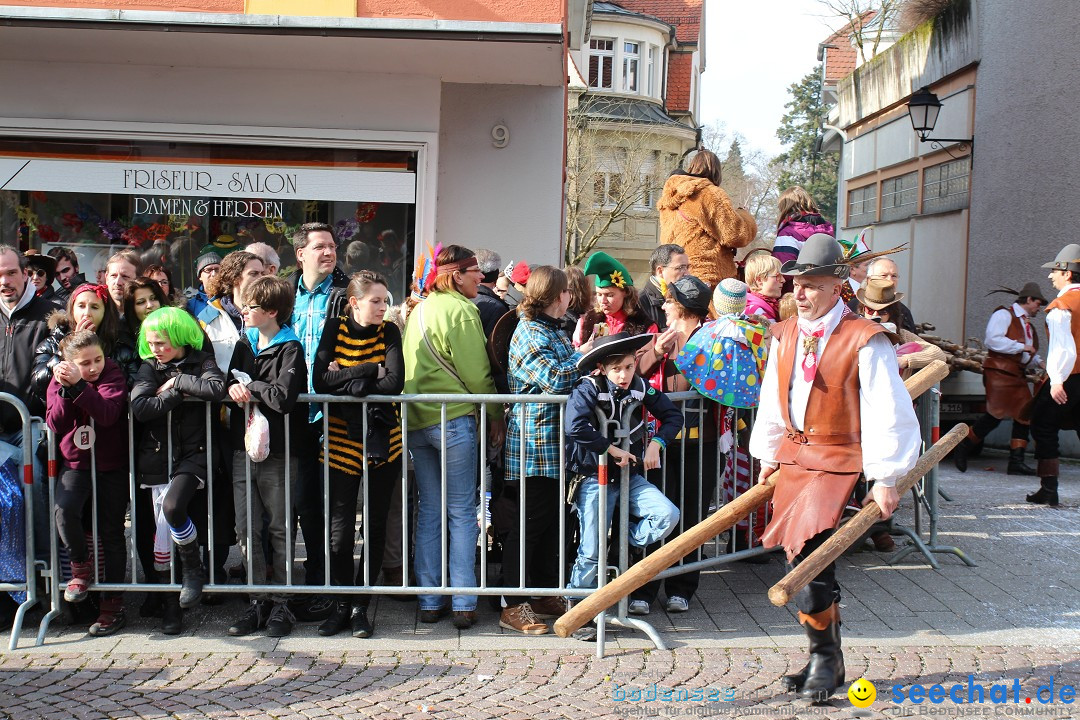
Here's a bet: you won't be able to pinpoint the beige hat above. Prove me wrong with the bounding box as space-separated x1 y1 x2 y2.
856 278 905 310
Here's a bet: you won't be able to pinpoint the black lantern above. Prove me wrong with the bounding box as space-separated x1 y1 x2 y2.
907 86 942 141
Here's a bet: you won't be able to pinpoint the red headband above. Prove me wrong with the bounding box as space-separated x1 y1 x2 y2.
71 283 110 304
425 256 479 291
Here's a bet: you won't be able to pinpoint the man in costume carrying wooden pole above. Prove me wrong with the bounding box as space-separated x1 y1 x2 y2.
749 233 922 701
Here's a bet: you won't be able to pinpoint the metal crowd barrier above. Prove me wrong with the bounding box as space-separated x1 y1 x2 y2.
14 389 780 648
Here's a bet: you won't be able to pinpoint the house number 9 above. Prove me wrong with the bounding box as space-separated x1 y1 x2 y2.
491 124 509 148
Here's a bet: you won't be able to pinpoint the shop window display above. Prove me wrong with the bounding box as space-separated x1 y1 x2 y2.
0 139 417 301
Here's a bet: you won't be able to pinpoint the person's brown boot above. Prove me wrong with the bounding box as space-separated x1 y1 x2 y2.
529 596 570 619
499 603 548 635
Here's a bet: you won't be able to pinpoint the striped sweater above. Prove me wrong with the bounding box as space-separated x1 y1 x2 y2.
311 315 405 474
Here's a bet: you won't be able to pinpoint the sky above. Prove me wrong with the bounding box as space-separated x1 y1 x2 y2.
699 0 844 158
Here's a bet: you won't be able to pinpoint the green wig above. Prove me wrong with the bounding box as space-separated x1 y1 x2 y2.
137 306 205 360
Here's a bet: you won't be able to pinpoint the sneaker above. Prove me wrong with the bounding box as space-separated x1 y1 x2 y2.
419 606 450 623
529 596 571 619
628 599 650 616
665 595 690 613
452 610 476 629
571 622 597 642
266 602 295 637
228 599 269 637
499 603 548 635
290 595 334 622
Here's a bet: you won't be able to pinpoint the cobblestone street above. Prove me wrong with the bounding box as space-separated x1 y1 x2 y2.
2 457 1078 719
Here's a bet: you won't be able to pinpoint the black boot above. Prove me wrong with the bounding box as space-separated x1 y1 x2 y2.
176 542 205 609
351 604 374 638
318 600 352 637
795 605 845 702
1026 477 1060 506
161 594 183 635
1007 447 1037 476
952 438 974 472
781 661 810 692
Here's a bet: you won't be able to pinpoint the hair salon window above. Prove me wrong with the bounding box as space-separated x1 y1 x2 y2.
0 139 417 301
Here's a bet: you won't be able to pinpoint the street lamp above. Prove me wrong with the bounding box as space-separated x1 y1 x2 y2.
906 86 973 154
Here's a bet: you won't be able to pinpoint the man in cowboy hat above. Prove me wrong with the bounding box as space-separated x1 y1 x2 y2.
953 282 1047 476
1024 245 1080 507
749 233 921 701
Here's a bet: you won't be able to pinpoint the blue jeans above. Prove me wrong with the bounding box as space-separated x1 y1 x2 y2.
0 421 46 564
408 415 479 612
569 472 679 590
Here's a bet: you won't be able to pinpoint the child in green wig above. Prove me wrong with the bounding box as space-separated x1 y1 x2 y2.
130 306 225 633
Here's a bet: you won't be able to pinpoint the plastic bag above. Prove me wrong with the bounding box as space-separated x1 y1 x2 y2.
233 369 270 463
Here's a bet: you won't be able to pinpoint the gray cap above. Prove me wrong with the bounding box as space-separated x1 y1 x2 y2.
668 275 712 315
1041 244 1080 273
779 233 850 279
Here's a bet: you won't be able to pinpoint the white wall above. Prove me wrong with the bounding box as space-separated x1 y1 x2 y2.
436 83 565 265
0 60 441 133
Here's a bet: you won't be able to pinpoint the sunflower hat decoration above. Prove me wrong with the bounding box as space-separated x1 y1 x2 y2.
582 251 633 290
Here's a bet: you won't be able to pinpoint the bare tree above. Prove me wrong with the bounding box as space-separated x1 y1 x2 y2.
700 121 781 239
817 0 903 63
564 113 675 267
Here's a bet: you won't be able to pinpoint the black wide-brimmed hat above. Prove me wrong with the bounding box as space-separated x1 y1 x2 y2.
668 276 712 315
1041 244 1080 273
23 250 56 285
779 233 850 279
486 309 519 379
576 332 652 374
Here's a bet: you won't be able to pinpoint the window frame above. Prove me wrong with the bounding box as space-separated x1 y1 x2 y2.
588 37 615 90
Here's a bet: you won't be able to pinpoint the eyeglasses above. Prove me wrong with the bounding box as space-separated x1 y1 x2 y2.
242 304 262 311
665 264 691 272
27 268 48 278
863 307 887 316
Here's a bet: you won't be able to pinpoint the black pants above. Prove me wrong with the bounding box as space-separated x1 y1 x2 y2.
502 476 563 606
328 458 400 608
1031 374 1080 463
296 423 328 585
54 467 128 585
633 441 719 604
971 413 1029 443
788 529 840 615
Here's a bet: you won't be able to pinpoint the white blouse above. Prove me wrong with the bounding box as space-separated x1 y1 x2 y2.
1045 285 1080 385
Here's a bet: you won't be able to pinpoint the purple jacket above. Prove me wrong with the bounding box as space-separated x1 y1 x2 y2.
772 214 835 266
46 359 129 471
745 292 779 323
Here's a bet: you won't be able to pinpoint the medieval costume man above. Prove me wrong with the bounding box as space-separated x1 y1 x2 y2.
1025 245 1080 507
749 233 921 701
953 283 1047 475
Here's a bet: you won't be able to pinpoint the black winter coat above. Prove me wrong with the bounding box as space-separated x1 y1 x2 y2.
0 291 60 431
472 285 509 339
31 312 140 403
130 348 225 485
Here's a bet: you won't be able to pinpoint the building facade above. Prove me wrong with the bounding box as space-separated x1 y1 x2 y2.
0 0 588 299
565 0 701 280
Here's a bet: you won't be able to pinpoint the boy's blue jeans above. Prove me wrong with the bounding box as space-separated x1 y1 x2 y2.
569 472 679 590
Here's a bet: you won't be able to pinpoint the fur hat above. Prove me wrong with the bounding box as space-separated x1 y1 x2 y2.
583 251 632 289
712 278 748 316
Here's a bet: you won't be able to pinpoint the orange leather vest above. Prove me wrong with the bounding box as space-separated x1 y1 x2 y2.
1047 289 1080 376
772 313 887 473
984 305 1038 377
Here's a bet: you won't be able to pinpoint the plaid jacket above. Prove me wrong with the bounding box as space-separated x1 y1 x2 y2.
504 315 581 482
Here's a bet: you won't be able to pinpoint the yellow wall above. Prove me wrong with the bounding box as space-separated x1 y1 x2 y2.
245 0 356 16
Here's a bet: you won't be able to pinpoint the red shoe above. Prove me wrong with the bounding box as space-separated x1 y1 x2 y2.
65 561 93 603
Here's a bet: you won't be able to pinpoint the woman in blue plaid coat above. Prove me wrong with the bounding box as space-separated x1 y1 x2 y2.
500 266 593 635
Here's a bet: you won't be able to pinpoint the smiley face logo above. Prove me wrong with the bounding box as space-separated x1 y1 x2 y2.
848 678 876 708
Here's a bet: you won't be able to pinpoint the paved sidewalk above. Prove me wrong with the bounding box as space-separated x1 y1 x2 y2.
1 456 1078 718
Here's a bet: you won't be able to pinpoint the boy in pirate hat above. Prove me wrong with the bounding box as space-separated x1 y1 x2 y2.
563 332 683 640
1024 244 1080 507
749 233 921 701
953 282 1047 476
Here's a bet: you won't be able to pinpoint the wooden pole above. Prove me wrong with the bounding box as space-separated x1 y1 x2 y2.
552 360 951 638
766 422 968 607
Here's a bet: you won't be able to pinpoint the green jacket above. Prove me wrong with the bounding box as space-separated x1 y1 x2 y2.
402 290 500 430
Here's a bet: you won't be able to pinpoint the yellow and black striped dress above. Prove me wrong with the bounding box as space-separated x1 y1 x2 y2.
319 317 403 474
